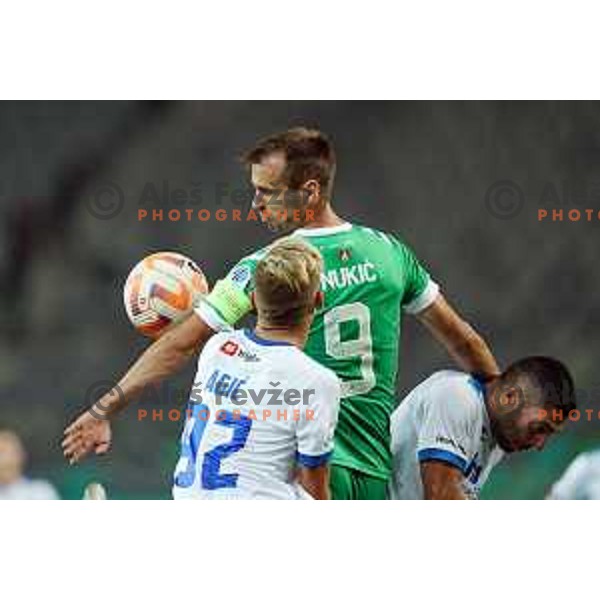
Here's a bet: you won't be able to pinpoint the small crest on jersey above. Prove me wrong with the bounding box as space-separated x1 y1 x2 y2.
230 265 251 288
338 247 352 261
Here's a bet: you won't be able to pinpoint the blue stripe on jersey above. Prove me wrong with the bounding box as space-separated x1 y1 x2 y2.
296 451 332 468
244 329 294 347
468 376 486 399
417 448 468 473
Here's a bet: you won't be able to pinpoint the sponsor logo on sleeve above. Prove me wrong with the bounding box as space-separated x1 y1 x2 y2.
229 265 251 289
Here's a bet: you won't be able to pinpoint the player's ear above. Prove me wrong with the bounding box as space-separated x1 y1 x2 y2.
250 291 257 311
314 290 324 309
302 179 320 205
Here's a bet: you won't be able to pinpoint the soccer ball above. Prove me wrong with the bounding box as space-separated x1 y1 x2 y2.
123 251 209 338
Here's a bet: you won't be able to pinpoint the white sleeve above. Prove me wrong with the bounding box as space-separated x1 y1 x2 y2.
403 279 440 315
548 454 591 500
295 370 341 468
416 385 479 474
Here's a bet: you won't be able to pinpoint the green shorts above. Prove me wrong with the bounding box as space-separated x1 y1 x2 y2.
330 465 389 500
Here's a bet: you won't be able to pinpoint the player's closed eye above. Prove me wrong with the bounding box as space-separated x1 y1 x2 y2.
530 423 553 436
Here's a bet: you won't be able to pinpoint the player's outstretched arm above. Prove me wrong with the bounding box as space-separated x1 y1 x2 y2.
62 313 215 464
114 313 214 410
420 461 469 500
416 294 500 379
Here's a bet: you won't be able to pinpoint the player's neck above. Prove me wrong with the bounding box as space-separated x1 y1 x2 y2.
300 202 345 230
482 377 502 430
253 323 309 349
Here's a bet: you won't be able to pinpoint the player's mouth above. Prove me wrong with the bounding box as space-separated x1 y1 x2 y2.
513 440 534 452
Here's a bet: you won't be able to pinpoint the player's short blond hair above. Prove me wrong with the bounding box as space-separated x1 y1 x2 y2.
254 237 323 326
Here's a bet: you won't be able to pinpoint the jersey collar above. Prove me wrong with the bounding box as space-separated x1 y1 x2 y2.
243 329 294 347
293 222 352 237
468 376 486 397
469 376 492 437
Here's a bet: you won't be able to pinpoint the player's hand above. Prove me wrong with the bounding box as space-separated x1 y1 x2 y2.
62 408 112 464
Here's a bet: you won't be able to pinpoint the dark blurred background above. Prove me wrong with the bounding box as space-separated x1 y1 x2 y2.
1 100 599 499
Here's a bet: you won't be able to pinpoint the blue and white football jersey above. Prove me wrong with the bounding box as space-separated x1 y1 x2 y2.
173 329 341 500
389 370 504 499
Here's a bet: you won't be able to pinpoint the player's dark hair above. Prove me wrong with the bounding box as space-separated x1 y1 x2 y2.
243 127 336 198
502 356 576 413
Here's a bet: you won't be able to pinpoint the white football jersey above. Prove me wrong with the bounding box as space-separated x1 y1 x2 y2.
390 370 504 499
548 450 600 499
0 478 59 500
173 329 341 500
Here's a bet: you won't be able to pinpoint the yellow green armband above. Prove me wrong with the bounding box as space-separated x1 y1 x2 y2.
204 278 253 326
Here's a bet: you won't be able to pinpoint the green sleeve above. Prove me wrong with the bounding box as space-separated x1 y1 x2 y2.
391 236 432 307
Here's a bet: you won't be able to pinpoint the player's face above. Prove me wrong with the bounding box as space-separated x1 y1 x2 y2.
496 405 562 453
251 153 314 232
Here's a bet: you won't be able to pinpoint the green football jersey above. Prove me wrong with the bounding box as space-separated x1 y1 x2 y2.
200 222 437 479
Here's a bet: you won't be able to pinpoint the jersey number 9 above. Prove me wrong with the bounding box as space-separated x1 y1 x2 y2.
324 302 375 397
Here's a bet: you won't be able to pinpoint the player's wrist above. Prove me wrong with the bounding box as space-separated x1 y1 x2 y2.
90 387 126 420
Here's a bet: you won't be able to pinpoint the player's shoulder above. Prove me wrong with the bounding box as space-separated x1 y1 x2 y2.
418 370 485 416
293 350 341 395
549 449 600 499
225 246 270 284
347 222 396 244
216 244 273 298
349 223 418 256
348 222 397 243
570 449 600 472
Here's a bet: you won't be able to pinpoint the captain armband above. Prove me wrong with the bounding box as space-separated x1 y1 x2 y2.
203 278 253 326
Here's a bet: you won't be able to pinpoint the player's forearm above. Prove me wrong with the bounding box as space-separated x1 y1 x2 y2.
417 296 500 379
122 334 195 397
421 462 470 499
445 324 500 379
424 481 468 500
298 465 331 500
92 315 212 418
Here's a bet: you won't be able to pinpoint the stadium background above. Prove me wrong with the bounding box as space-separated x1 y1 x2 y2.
1 100 599 499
